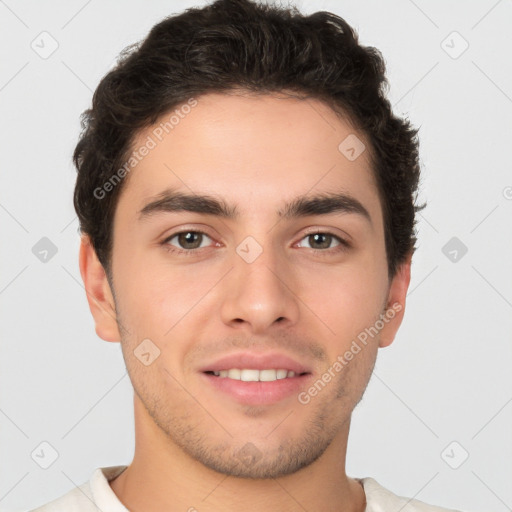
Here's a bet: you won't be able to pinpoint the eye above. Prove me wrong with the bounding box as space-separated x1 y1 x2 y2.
162 230 214 254
161 229 350 256
296 231 350 252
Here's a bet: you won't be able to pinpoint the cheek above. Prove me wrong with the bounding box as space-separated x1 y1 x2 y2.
113 253 220 352
298 258 388 341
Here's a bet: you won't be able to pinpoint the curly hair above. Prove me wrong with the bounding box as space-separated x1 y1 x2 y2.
73 0 424 281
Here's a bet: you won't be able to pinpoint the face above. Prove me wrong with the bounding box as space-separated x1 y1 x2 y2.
83 92 410 478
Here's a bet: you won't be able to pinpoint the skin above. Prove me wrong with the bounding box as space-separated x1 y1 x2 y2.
79 91 412 512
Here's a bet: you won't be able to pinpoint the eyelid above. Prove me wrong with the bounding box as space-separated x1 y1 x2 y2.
161 224 218 241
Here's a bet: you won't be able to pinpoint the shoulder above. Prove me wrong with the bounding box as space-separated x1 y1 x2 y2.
29 466 128 512
358 477 464 512
29 481 93 512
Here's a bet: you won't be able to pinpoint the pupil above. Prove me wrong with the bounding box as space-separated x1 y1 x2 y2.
311 233 330 249
180 232 201 249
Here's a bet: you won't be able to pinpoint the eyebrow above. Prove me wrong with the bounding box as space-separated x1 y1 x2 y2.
138 187 372 224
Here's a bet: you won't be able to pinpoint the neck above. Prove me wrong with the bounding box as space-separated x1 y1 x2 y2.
109 394 366 512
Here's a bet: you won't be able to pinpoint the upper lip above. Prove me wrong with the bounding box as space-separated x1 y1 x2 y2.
199 352 312 374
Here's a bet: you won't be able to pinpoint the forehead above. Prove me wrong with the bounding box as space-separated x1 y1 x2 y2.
116 92 380 222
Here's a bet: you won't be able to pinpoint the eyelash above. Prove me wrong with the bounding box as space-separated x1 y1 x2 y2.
161 229 351 257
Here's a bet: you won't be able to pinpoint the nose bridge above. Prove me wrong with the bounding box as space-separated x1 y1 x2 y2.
237 236 282 289
220 233 300 331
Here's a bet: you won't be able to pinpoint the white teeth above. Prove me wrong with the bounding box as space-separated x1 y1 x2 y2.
276 369 288 379
241 369 260 382
227 369 241 379
210 369 300 382
259 369 277 381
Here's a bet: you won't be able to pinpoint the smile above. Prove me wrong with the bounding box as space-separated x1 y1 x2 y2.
206 368 306 381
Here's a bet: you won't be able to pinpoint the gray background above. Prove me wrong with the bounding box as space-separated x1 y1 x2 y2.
1 0 511 511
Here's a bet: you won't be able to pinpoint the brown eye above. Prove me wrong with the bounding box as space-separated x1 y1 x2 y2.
307 233 334 249
298 232 347 251
177 232 203 249
164 231 213 252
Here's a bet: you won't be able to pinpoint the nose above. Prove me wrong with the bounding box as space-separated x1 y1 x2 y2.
219 240 300 334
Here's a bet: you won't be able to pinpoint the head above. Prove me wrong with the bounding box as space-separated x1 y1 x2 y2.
77 0 423 479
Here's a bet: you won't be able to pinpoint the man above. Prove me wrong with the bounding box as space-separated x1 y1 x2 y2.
32 0 463 510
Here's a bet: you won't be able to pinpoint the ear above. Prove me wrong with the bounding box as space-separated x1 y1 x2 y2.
78 234 121 342
378 250 412 348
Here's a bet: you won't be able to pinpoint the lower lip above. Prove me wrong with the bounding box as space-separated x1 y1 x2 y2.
201 372 312 405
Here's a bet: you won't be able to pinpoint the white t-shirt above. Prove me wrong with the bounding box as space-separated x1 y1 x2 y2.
30 465 463 512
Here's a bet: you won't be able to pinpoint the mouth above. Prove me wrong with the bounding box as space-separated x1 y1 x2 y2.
205 368 309 381
199 352 313 405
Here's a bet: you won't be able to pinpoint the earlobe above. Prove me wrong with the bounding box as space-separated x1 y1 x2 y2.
378 251 412 348
78 234 121 342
